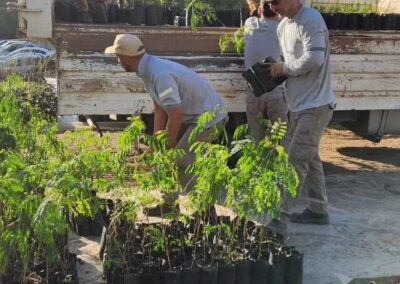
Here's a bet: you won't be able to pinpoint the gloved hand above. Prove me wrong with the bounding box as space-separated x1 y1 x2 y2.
270 62 284 78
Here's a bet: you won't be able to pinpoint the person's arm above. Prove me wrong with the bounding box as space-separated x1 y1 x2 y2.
165 106 183 148
153 99 168 134
282 17 327 77
153 74 183 146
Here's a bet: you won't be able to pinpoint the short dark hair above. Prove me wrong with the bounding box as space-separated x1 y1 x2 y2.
262 1 277 17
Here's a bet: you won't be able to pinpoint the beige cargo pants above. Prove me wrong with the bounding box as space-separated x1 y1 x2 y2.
246 86 289 148
287 104 333 214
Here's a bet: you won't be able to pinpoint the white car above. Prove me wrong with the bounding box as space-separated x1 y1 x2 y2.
0 41 37 56
0 47 55 59
0 52 52 76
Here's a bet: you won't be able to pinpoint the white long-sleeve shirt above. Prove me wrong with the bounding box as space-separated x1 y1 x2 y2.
278 6 335 112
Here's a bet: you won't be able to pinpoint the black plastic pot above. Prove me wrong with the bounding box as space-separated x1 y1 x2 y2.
74 215 91 236
157 5 165 25
123 273 141 284
90 211 106 236
347 13 360 30
182 268 199 284
199 266 218 284
162 270 182 284
129 5 146 26
234 260 251 284
270 253 287 284
140 271 161 284
339 14 348 30
285 250 304 284
108 2 119 23
321 13 329 27
105 266 123 284
360 14 372 30
395 14 400 30
327 13 340 30
146 4 160 26
375 14 383 30
92 1 109 24
217 264 236 284
251 260 272 284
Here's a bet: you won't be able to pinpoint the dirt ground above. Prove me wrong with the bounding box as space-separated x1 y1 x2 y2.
288 126 400 283
68 124 400 284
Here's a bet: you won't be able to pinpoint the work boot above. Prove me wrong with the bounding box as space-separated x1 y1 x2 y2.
267 219 287 234
290 209 329 225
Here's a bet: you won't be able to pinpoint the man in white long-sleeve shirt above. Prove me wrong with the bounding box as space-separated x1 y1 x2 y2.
268 0 336 225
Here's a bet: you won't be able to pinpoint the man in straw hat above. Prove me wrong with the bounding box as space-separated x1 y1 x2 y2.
105 34 228 208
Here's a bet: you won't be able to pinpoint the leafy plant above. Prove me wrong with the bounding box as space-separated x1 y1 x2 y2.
185 0 216 29
219 26 245 54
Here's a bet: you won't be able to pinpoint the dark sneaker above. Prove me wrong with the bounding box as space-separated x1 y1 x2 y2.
290 209 330 225
267 219 287 234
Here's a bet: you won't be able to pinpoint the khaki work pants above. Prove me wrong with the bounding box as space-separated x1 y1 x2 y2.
288 104 333 214
246 86 289 148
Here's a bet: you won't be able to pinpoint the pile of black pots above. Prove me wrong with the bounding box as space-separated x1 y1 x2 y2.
322 13 400 30
103 218 303 284
1 248 79 284
54 1 248 27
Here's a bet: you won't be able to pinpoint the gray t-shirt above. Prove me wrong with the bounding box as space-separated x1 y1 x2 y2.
244 16 281 69
137 53 227 125
278 6 335 112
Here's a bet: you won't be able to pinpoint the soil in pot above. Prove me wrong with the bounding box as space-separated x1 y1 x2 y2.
217 263 236 284
251 260 272 284
182 267 199 284
234 260 251 284
286 250 304 284
199 266 218 284
270 252 287 284
162 270 182 284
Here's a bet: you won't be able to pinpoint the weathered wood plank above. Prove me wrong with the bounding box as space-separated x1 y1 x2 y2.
54 25 400 55
59 71 400 94
58 91 400 115
55 25 400 115
59 53 400 74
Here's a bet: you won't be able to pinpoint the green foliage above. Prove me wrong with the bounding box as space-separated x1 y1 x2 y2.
219 26 245 54
0 74 57 119
188 116 298 220
312 3 378 14
186 0 216 29
0 75 116 280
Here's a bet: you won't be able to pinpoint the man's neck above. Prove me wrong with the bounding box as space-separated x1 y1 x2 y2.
287 2 303 19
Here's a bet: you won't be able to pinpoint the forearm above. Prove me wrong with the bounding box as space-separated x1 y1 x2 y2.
283 51 325 77
165 108 183 148
153 104 168 134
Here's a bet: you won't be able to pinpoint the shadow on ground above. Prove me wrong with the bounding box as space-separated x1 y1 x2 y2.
338 147 400 168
